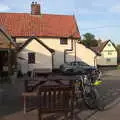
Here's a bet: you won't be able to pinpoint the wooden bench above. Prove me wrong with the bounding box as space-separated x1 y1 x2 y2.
23 80 75 120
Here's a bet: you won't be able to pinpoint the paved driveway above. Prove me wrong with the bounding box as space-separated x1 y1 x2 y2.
0 69 120 120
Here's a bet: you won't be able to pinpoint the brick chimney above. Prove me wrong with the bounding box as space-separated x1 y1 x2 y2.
31 2 41 15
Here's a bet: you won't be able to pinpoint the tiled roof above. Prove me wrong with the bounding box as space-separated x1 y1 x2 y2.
0 26 16 48
90 47 101 55
98 41 109 52
91 40 114 54
0 13 80 38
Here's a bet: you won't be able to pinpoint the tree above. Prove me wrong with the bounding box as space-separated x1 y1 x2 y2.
116 44 120 64
116 44 120 55
81 33 98 47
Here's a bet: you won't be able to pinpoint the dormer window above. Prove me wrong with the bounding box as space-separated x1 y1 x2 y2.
60 38 68 45
108 43 111 46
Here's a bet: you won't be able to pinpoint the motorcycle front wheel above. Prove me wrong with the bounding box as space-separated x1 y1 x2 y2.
83 86 104 110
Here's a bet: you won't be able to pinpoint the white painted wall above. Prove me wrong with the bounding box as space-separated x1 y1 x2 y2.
17 37 72 69
16 37 97 73
65 41 97 66
76 42 96 66
17 39 52 74
97 41 117 66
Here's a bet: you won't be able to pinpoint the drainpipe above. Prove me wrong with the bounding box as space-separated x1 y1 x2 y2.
64 15 80 63
64 39 74 63
74 40 77 62
8 41 12 76
52 52 55 71
94 55 97 67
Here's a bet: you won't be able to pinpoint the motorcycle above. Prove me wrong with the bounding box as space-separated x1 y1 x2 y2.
75 71 104 110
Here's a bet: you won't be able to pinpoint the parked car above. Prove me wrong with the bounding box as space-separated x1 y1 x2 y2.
60 61 99 75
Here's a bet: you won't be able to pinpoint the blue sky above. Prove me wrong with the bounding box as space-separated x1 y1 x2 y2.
0 0 120 44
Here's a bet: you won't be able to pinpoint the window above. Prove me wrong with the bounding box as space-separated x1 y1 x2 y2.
60 38 68 45
72 62 77 66
28 52 35 64
108 43 111 46
106 58 111 62
79 61 89 66
12 37 16 42
108 51 112 55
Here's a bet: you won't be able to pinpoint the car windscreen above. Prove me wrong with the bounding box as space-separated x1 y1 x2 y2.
79 62 89 66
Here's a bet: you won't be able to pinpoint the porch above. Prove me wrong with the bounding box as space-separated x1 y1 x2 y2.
0 49 16 80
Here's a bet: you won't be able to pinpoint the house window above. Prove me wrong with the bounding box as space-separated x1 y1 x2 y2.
60 38 68 45
108 51 112 55
106 58 111 62
108 43 111 46
28 52 35 64
12 37 16 42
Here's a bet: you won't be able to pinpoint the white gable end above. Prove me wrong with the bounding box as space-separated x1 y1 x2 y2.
103 41 116 51
17 39 52 74
97 41 117 66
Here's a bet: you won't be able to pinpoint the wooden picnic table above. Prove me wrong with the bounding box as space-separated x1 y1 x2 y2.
24 72 81 92
23 76 75 120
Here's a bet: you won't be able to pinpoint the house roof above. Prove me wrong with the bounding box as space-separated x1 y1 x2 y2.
18 36 55 53
88 47 101 56
0 13 80 39
91 40 117 54
98 40 109 52
0 26 16 49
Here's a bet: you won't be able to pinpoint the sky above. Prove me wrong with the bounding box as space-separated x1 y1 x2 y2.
0 0 120 44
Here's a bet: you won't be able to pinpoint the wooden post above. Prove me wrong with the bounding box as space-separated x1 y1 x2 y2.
8 42 12 76
24 80 28 92
38 109 42 120
24 96 26 114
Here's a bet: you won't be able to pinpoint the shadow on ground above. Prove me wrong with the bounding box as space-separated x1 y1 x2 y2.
0 71 120 120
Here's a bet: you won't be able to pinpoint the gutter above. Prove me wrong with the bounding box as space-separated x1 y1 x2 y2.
52 52 55 71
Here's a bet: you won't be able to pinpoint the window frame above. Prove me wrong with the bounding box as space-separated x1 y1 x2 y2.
108 51 112 55
106 58 111 62
60 38 68 45
28 52 35 64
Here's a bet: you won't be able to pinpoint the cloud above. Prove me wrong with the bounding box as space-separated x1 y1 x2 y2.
110 4 120 13
0 4 10 12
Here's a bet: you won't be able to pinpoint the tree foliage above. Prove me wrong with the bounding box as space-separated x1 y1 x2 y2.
116 44 120 63
81 33 98 47
116 44 120 56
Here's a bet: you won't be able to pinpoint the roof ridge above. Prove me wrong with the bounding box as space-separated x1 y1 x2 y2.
0 12 74 17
